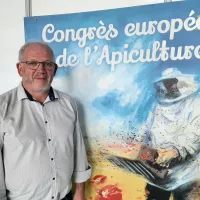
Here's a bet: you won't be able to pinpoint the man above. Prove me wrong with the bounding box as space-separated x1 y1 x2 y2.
137 68 200 200
0 42 91 200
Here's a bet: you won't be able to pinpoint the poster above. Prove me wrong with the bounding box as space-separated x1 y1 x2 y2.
25 1 200 199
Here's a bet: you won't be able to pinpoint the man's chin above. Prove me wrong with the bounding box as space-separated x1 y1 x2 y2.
31 85 51 92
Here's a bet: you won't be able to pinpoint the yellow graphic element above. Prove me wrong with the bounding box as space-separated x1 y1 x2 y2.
85 145 174 200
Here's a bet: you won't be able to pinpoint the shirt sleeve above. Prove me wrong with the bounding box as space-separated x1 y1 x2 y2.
0 118 6 200
171 96 200 160
71 101 92 183
134 110 154 146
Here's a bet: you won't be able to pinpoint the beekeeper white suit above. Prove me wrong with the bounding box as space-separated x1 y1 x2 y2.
138 68 200 200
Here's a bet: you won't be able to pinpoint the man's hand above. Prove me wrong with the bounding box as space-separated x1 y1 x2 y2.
155 149 178 167
73 183 85 200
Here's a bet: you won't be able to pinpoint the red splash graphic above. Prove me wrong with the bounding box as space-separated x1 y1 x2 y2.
145 189 150 195
140 151 151 161
107 143 138 153
140 150 155 162
90 175 107 184
96 184 122 200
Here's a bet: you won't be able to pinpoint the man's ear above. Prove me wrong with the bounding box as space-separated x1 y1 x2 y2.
16 63 23 77
54 64 58 76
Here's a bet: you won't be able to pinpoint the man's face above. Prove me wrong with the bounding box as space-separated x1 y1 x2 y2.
154 78 180 99
17 44 57 92
162 79 178 93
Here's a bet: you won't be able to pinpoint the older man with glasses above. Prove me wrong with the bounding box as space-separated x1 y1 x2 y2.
0 42 91 200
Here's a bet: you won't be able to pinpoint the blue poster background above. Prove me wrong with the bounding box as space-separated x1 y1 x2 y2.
24 1 200 199
24 1 200 130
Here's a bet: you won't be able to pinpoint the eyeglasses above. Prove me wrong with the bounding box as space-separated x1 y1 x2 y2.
20 61 56 70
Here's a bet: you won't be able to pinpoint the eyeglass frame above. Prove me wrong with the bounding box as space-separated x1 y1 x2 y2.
19 60 57 70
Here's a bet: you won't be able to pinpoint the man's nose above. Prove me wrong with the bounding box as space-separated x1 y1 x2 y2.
36 63 46 71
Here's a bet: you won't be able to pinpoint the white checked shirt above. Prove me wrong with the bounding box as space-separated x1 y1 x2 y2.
0 84 91 200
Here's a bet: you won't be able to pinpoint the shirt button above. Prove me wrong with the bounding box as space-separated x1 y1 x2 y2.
45 121 48 123
51 158 54 161
52 196 54 199
53 177 55 180
48 139 51 142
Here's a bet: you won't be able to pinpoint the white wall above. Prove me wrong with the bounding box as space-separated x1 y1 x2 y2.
0 1 24 94
0 0 179 94
32 0 164 15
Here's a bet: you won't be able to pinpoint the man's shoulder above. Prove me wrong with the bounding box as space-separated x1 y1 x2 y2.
53 88 74 102
0 87 18 102
53 88 77 111
0 87 18 118
53 89 80 114
182 92 200 110
188 92 200 103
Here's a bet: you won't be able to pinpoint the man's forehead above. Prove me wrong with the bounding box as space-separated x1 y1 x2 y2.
162 78 178 83
25 44 50 53
23 44 53 59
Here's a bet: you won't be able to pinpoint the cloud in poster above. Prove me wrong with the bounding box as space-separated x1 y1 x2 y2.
53 60 148 114
92 89 137 117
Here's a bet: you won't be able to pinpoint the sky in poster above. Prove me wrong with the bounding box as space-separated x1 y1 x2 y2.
24 0 200 138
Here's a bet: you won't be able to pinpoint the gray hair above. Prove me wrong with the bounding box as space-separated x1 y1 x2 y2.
18 41 55 61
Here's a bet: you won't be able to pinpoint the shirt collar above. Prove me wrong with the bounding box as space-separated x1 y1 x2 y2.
17 83 58 102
